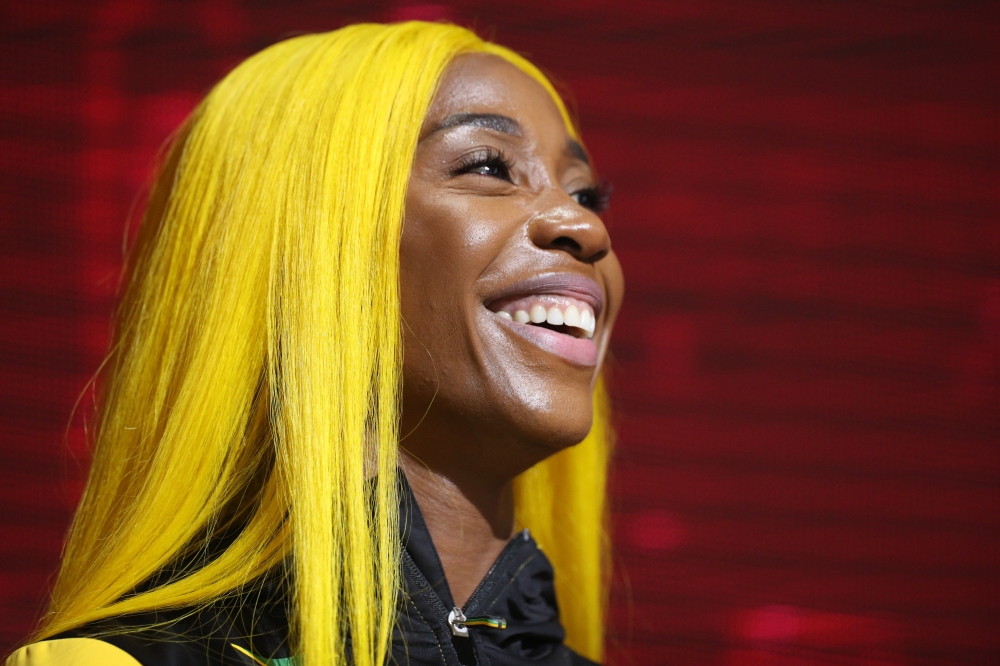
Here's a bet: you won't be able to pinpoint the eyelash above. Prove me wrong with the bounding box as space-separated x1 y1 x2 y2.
453 147 515 182
570 182 612 214
452 147 612 213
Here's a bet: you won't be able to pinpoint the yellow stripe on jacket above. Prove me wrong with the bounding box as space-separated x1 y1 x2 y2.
7 638 140 666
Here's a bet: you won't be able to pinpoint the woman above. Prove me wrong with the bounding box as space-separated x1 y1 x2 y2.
8 21 623 666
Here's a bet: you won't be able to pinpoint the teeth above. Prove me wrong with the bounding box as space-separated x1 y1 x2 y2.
495 298 597 339
563 305 580 327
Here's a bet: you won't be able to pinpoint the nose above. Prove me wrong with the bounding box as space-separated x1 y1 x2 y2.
527 202 611 264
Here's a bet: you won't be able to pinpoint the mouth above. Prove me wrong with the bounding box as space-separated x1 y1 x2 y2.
491 296 596 338
483 274 603 367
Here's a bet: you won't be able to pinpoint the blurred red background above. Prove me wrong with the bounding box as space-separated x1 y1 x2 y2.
1 1 997 664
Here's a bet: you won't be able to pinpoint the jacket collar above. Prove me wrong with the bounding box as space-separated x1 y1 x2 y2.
398 472 569 660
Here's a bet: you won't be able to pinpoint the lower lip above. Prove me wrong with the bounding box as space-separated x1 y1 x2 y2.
494 315 599 367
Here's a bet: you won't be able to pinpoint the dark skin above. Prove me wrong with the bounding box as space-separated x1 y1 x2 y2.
398 54 624 607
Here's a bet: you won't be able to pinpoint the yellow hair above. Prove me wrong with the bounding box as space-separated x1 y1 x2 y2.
32 22 609 665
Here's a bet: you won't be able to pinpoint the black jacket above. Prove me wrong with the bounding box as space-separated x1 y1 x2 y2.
55 477 598 666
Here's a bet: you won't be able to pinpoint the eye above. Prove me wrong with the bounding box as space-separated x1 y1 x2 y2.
570 182 612 213
453 147 514 183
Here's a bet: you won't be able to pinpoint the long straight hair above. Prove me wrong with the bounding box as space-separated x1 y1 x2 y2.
34 22 610 665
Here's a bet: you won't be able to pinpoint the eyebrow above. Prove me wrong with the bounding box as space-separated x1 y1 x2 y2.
566 139 589 165
428 112 522 137
425 112 591 165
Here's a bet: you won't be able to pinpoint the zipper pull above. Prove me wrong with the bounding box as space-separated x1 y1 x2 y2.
464 615 507 630
448 607 469 637
448 606 508 636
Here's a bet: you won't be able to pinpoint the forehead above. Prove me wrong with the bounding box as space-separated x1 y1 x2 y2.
422 53 570 139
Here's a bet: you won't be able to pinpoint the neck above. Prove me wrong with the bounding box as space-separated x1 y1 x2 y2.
399 450 515 607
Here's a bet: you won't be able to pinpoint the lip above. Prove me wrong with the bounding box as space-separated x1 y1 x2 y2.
483 272 604 367
483 273 605 320
492 316 599 366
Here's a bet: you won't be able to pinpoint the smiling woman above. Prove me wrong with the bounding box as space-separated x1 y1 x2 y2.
5 21 622 666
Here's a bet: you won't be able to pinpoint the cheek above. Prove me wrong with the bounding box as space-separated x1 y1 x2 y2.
463 213 509 251
599 251 626 331
401 192 491 289
399 195 460 315
398 189 499 395
400 187 526 317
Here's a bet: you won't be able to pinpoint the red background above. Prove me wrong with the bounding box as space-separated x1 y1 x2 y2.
1 1 997 664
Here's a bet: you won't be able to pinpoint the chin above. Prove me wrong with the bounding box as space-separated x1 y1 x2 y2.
510 399 595 458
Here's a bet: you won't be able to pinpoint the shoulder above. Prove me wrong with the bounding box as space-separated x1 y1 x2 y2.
12 587 292 666
7 638 141 666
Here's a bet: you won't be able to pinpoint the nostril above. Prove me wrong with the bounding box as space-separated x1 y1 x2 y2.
548 236 608 263
588 248 609 263
551 236 582 253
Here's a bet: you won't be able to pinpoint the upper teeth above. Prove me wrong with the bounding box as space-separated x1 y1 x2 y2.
493 298 596 338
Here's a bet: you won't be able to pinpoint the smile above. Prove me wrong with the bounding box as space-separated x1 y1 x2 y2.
493 296 595 339
483 274 603 366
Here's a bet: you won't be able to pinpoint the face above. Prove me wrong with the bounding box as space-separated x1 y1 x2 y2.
399 54 624 482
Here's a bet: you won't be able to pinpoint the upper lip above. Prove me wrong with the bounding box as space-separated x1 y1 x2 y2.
484 272 605 320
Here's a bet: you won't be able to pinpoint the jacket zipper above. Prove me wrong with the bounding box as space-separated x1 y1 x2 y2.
401 552 454 628
460 528 530 616
403 528 530 639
